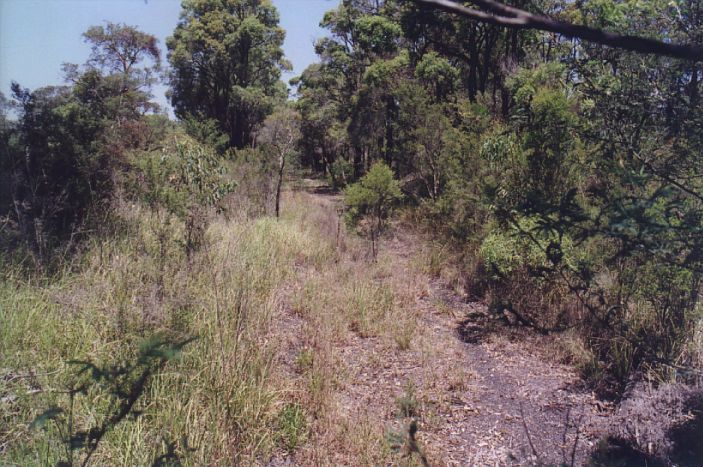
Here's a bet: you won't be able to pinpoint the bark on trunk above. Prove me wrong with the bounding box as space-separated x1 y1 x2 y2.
275 153 285 218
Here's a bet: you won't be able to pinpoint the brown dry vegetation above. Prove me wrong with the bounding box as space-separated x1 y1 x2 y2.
268 184 703 466
265 187 598 465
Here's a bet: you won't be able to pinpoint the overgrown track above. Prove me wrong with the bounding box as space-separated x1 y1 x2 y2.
274 182 615 465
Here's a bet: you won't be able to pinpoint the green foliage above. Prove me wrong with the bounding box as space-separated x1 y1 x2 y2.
354 15 401 55
167 0 289 148
345 161 402 258
344 161 402 228
479 220 545 279
478 217 582 279
277 404 308 452
83 22 160 83
181 116 230 154
8 83 109 250
329 158 354 188
363 50 409 86
3 3 703 463
137 139 235 215
2 22 161 266
415 51 459 100
296 1 412 180
134 138 235 254
296 0 703 396
504 64 581 205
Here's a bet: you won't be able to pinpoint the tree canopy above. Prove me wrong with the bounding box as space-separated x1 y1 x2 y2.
167 0 290 149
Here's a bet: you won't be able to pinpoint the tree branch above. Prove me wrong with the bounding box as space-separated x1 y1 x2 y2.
412 0 703 61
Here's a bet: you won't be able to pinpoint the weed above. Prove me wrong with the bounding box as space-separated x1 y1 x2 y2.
396 381 419 419
277 403 308 452
393 314 417 351
295 347 315 374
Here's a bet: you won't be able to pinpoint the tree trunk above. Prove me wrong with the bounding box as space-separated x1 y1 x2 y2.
275 152 285 218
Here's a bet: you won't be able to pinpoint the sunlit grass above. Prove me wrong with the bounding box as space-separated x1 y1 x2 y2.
0 188 421 465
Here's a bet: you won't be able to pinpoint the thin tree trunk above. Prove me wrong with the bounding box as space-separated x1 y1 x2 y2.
275 152 285 218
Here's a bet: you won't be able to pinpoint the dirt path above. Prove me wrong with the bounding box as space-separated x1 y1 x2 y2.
360 230 610 465
275 184 614 465
383 229 613 465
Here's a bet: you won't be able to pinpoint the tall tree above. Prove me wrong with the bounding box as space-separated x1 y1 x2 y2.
83 22 161 78
297 0 407 176
167 0 290 149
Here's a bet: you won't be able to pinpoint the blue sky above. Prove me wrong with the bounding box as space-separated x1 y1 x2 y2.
0 0 338 113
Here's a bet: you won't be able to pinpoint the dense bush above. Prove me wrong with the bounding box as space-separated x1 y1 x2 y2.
1 24 162 267
132 137 235 257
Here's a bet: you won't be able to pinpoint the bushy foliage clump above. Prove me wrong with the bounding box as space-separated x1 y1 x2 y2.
345 161 402 258
294 0 703 397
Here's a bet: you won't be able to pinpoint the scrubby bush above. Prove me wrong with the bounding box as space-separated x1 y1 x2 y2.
1 23 162 268
329 158 354 189
132 137 235 257
344 161 403 258
227 146 279 218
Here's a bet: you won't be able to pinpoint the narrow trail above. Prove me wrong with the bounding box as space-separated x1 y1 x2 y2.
275 184 613 465
381 228 612 465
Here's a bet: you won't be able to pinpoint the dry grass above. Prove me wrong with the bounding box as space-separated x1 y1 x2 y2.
265 190 427 465
1 188 332 463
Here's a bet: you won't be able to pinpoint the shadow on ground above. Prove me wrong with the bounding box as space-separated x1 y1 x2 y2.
588 390 703 466
668 391 703 466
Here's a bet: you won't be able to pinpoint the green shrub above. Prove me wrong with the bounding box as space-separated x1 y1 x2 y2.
133 138 235 255
344 161 403 258
329 158 354 188
478 216 582 279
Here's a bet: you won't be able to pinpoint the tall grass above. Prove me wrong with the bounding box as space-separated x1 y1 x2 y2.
1 189 419 464
1 191 332 463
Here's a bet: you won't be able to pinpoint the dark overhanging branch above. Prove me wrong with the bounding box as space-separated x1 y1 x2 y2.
412 0 703 61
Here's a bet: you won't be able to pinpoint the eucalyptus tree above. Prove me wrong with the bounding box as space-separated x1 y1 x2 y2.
83 22 161 79
344 161 403 259
256 107 301 218
297 0 412 177
167 0 290 149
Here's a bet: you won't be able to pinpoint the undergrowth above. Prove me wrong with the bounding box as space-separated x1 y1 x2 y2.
1 191 338 464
